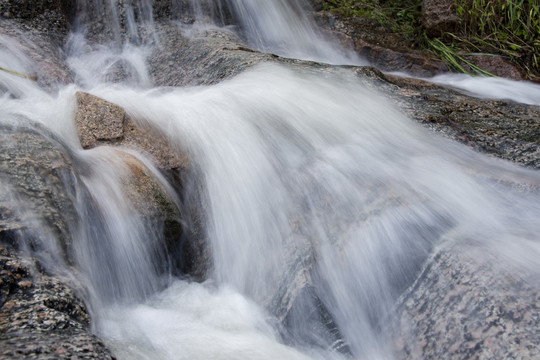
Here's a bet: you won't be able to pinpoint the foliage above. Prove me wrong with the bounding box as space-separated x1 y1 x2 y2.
453 0 540 76
322 0 540 78
426 38 496 76
322 0 423 40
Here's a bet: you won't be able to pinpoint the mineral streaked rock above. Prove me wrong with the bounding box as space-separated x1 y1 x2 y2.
394 244 540 359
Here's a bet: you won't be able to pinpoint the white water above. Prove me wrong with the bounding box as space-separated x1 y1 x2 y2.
181 0 365 64
1 1 540 359
427 73 540 106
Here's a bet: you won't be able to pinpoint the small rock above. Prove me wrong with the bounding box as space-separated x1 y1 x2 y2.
75 91 189 171
75 92 126 149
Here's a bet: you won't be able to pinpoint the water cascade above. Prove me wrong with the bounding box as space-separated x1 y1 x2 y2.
1 0 540 359
180 0 364 64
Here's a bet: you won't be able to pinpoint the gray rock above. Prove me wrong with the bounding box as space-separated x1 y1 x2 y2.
0 0 73 33
149 23 273 87
150 24 539 169
422 0 458 37
144 25 540 357
76 91 125 148
0 19 73 90
0 123 79 259
0 118 190 356
368 72 540 169
0 122 114 358
75 91 189 171
0 243 114 359
2 4 539 358
394 244 540 359
74 91 206 279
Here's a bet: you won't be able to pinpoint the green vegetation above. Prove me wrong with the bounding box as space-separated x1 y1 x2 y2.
322 0 540 79
454 0 539 76
323 0 423 41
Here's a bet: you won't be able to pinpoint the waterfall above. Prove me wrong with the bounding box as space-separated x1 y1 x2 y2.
178 0 364 64
1 0 540 359
101 63 540 359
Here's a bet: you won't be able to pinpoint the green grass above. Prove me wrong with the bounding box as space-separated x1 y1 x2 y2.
322 0 423 41
322 0 540 79
454 0 540 77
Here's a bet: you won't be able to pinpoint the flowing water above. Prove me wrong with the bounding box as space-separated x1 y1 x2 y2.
1 1 540 359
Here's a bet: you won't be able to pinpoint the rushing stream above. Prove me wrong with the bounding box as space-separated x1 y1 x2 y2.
1 0 540 359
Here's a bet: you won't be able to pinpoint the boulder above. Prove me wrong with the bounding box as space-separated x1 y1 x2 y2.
150 25 539 169
149 24 273 87
2 6 539 359
0 122 114 358
370 71 540 169
0 1 73 90
0 117 191 356
75 92 125 148
394 243 540 359
0 123 79 258
74 91 206 279
143 25 540 357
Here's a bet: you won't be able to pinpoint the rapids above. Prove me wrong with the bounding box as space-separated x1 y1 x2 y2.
1 0 540 359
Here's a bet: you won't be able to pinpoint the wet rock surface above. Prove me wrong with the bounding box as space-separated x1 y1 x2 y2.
0 0 72 34
154 26 540 358
149 23 273 87
0 243 114 359
394 244 540 359
0 19 72 90
157 26 539 170
353 69 540 169
0 122 115 358
1 2 540 359
0 123 79 258
74 91 205 277
0 119 187 358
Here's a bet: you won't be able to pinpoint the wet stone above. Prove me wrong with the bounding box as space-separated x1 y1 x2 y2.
0 243 114 359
